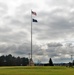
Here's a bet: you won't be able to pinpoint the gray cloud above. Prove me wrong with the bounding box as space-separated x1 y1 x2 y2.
0 0 74 63
0 2 8 17
0 40 74 63
33 7 74 41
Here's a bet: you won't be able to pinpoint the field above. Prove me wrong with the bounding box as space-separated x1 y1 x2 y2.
0 66 74 75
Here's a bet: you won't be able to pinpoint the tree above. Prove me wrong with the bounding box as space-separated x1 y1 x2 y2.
0 55 5 66
49 58 54 66
16 57 22 66
6 54 13 66
73 60 74 66
0 54 29 66
21 57 29 66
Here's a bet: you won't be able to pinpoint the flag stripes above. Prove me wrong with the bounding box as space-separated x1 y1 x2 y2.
32 11 37 15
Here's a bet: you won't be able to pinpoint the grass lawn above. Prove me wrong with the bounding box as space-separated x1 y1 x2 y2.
0 66 73 75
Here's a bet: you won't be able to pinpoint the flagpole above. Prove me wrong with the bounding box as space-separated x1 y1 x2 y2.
30 10 37 66
31 10 32 60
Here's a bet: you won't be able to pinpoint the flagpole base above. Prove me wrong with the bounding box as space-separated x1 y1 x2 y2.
29 58 34 66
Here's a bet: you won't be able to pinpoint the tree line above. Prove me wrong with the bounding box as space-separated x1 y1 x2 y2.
0 54 54 66
0 54 29 66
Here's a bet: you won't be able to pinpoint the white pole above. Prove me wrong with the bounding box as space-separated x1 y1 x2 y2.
31 10 32 60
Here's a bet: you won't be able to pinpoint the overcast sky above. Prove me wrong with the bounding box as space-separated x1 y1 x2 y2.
0 0 74 63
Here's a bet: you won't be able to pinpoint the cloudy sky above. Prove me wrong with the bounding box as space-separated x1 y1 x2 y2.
0 0 74 63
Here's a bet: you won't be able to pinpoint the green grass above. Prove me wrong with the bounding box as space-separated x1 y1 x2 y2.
0 66 73 75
